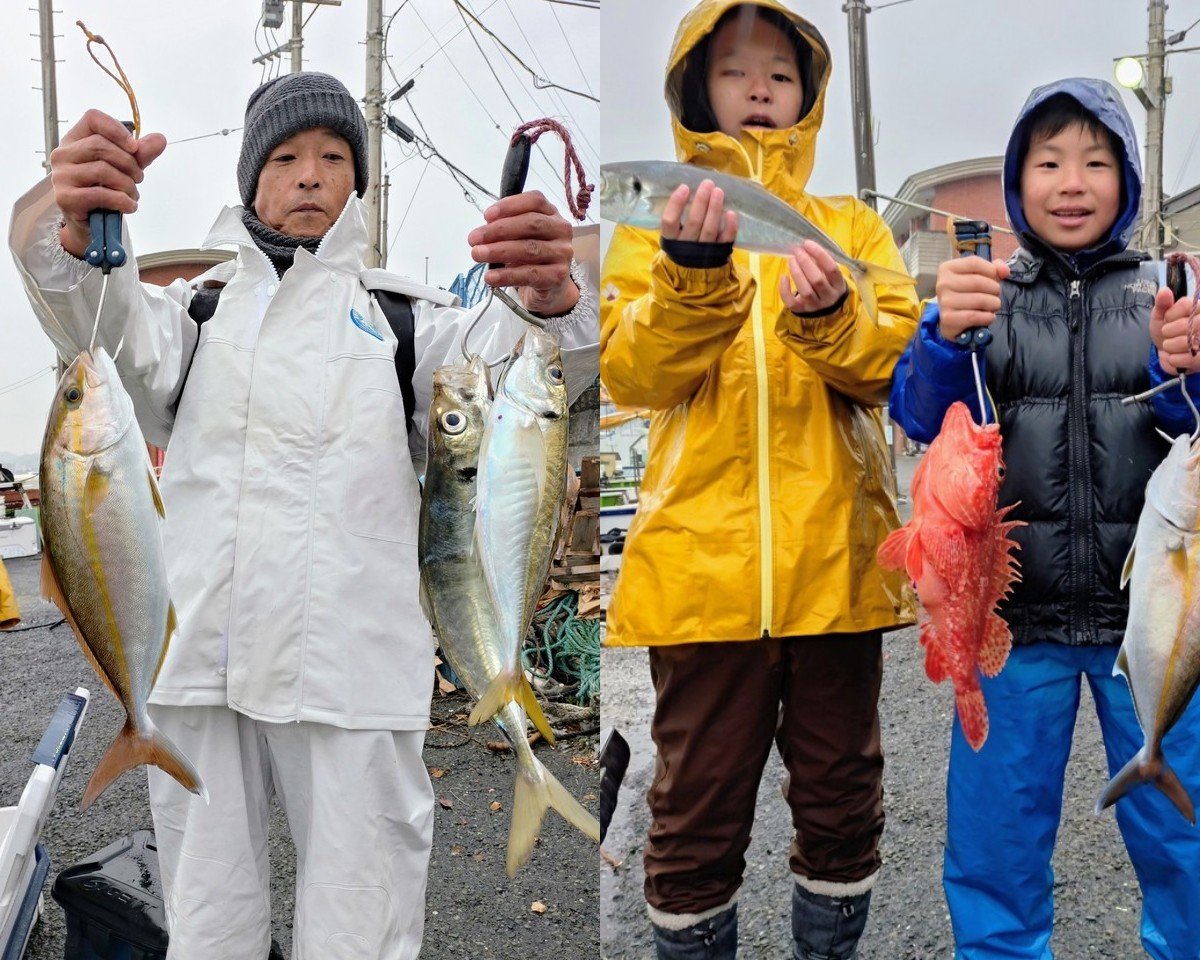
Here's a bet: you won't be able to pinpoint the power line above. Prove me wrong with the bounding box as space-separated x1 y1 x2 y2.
541 0 598 8
408 1 561 201
0 366 55 399
388 157 432 255
500 0 598 168
452 0 598 102
170 125 243 145
547 1 594 97
450 2 571 199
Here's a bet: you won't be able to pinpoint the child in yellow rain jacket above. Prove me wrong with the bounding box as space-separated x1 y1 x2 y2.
600 2 919 957
0 559 20 630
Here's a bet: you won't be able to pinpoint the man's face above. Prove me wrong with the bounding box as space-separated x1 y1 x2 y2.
1020 122 1122 253
253 127 356 237
705 11 804 139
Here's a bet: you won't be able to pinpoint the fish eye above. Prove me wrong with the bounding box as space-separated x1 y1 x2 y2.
440 410 467 435
631 176 642 194
547 364 564 383
64 386 83 405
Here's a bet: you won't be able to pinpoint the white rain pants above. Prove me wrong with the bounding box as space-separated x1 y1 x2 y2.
146 704 435 960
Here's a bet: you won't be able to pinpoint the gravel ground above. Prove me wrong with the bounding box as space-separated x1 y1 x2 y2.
0 554 598 960
600 453 1148 960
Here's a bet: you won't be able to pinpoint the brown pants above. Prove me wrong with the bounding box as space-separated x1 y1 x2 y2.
644 632 885 915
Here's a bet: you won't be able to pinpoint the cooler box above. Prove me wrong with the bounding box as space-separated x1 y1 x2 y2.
50 831 167 960
0 520 37 560
0 689 90 960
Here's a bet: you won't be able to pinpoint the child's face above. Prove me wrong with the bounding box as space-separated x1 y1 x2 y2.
705 12 803 139
1020 123 1122 253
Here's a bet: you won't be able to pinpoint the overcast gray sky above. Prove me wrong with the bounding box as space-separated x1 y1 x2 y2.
600 0 1200 244
6 1 1200 458
0 0 598 457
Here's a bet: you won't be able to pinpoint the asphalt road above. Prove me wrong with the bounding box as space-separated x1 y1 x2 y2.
600 453 1152 960
0 554 598 960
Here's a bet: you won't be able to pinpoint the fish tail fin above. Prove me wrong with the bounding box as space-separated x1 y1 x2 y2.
468 670 522 727
507 754 600 876
81 718 207 812
956 687 989 751
849 262 878 321
520 676 556 745
1096 748 1196 824
850 260 916 320
976 614 1012 678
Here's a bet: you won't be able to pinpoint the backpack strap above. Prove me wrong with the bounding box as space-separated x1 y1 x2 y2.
183 283 418 433
371 289 417 435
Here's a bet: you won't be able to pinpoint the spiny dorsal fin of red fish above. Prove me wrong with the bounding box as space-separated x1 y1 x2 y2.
977 613 1012 678
957 687 990 751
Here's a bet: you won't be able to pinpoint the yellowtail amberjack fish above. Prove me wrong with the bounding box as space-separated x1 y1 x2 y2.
40 348 206 811
1097 431 1200 823
418 357 598 874
599 159 915 318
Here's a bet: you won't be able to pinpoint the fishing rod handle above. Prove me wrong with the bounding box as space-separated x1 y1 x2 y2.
951 218 994 350
83 121 136 274
489 134 533 271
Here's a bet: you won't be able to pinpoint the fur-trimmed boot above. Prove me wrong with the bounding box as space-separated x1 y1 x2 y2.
649 900 738 959
791 875 874 960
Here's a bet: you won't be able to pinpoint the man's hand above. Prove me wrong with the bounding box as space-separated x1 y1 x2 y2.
780 240 847 315
659 179 737 244
1150 287 1200 374
468 191 579 316
934 256 1011 342
50 110 167 259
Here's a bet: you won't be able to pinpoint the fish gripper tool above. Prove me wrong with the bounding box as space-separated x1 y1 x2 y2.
83 120 135 275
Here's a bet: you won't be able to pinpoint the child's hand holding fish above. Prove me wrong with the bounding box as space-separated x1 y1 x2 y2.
780 239 848 315
658 178 738 244
934 255 1012 342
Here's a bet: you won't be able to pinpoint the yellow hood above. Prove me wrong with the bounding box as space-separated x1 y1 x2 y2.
665 0 832 203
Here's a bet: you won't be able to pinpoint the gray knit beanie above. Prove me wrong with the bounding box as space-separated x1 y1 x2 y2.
237 72 370 208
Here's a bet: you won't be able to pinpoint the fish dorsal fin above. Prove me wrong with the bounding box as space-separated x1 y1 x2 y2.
1120 541 1136 589
147 466 165 519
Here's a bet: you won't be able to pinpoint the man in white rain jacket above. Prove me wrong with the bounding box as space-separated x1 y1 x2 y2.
8 73 597 959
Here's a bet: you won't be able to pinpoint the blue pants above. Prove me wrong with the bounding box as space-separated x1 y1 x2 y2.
944 642 1200 960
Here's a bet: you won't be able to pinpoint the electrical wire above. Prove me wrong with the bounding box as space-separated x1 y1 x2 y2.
0 366 56 399
452 0 598 102
388 157 432 256
501 0 597 168
547 0 595 97
171 125 243 145
448 3 572 199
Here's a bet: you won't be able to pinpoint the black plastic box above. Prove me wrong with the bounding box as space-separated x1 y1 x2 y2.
50 831 167 960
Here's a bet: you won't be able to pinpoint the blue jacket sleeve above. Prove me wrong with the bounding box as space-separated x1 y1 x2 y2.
889 301 994 443
1147 345 1200 439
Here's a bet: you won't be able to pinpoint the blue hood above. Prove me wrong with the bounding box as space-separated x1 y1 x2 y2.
1002 78 1142 272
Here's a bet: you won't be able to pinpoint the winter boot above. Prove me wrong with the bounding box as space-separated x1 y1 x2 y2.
791 881 872 960
650 901 738 959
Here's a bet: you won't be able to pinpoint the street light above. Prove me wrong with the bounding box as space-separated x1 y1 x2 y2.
1115 56 1145 91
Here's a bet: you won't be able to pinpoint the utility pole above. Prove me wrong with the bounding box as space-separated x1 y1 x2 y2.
844 0 878 210
291 0 303 72
364 0 384 268
1144 0 1167 258
37 0 60 174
